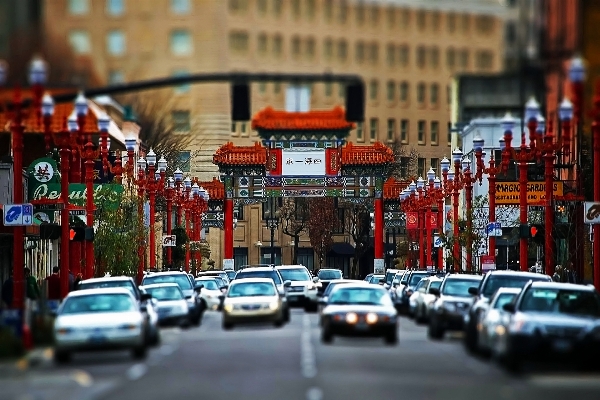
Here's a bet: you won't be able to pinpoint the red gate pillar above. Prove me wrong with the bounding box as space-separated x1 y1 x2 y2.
224 198 234 269
374 196 384 274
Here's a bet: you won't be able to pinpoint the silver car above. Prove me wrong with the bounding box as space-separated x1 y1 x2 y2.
221 278 285 329
141 283 190 327
53 288 147 363
477 287 521 355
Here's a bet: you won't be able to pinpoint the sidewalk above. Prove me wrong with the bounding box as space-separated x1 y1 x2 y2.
0 347 53 376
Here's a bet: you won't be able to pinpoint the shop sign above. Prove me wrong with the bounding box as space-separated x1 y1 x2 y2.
495 182 563 205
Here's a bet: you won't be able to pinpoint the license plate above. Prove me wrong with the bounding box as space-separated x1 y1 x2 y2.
354 324 369 331
553 339 572 352
89 334 106 343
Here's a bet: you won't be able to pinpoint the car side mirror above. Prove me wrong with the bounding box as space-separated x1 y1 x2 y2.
502 303 516 313
312 277 319 283
429 288 440 296
218 295 225 301
140 293 152 302
140 304 148 312
284 280 292 287
318 297 328 305
468 287 479 296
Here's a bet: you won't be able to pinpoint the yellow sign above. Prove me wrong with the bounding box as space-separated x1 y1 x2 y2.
495 182 564 205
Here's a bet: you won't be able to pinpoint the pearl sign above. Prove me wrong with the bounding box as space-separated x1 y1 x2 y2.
281 149 326 176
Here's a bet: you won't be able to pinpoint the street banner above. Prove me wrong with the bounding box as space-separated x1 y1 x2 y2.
162 235 176 247
584 202 600 224
426 212 437 229
406 212 418 229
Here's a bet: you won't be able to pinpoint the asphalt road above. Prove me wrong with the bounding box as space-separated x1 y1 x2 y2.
2 309 600 400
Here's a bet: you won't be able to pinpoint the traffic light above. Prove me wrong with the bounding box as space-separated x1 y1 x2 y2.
529 224 544 244
69 227 85 241
231 83 250 121
345 82 365 122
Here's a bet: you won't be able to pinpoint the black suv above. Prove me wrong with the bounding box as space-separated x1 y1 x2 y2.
234 266 291 322
463 270 552 353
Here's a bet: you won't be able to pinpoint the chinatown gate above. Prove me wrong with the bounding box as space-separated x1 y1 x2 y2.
212 106 403 274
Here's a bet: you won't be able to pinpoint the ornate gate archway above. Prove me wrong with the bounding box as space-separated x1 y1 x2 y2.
213 106 397 273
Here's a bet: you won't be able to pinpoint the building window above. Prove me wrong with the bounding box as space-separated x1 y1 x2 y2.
324 0 333 21
387 7 395 28
417 46 426 68
339 0 348 23
106 30 125 56
418 157 425 177
324 38 333 61
447 13 456 32
234 248 248 269
430 83 439 105
430 158 439 175
398 45 409 66
461 13 470 33
368 43 378 64
338 83 345 98
291 36 301 58
68 0 89 15
476 16 494 34
229 31 249 54
171 30 193 55
417 82 426 104
429 47 439 68
258 82 267 94
387 119 395 141
417 120 426 144
430 121 439 144
325 82 333 97
172 69 191 93
400 119 409 143
386 43 395 66
257 0 267 15
370 6 379 26
257 33 268 54
447 122 452 144
274 82 281 94
476 50 494 70
172 110 191 132
171 0 191 13
297 248 314 271
108 70 124 84
306 0 315 20
386 80 395 101
356 2 365 25
273 0 282 16
416 10 426 30
240 122 247 134
178 150 191 172
291 0 300 18
305 37 316 60
356 122 363 140
68 30 91 54
229 0 248 12
401 9 410 28
459 49 469 69
446 48 456 69
369 80 378 100
273 35 282 57
369 118 378 140
355 41 365 63
400 157 410 178
106 0 124 16
399 81 409 102
432 12 440 30
337 40 348 61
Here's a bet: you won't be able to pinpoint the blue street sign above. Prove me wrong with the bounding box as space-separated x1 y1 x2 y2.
486 222 502 237
433 234 442 248
3 203 34 226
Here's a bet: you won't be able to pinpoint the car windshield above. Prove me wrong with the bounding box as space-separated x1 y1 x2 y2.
225 271 237 280
482 275 550 298
323 282 353 296
196 279 219 291
279 268 310 282
429 280 442 290
442 279 480 296
393 274 404 284
318 270 342 280
78 280 136 296
61 293 136 315
236 270 282 285
228 282 276 298
519 288 600 317
370 275 384 283
145 286 183 301
409 274 428 286
492 292 518 309
385 271 397 284
329 287 392 306
142 274 193 291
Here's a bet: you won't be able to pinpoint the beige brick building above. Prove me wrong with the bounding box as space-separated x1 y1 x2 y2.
44 0 507 269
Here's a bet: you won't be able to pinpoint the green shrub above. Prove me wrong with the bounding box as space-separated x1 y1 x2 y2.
0 327 25 359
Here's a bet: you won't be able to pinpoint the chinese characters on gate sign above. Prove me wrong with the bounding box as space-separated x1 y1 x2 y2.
285 157 322 165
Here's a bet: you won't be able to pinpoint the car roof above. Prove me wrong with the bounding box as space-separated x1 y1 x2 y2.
237 267 278 272
318 268 341 272
494 287 522 295
195 276 219 280
528 281 596 291
80 276 134 284
144 271 188 276
197 271 225 275
445 274 483 280
486 270 549 279
231 277 275 284
386 269 400 272
66 287 134 298
275 265 306 269
141 283 180 289
331 282 383 290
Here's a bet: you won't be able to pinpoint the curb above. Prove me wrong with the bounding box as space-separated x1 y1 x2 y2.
15 347 54 371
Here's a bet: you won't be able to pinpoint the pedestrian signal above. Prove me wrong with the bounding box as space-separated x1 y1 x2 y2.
529 224 544 244
69 227 85 241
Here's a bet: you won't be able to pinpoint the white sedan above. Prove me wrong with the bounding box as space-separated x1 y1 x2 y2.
53 288 148 363
195 277 226 311
477 287 521 355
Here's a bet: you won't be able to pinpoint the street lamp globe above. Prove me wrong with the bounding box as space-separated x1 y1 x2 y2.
41 93 54 117
536 113 546 134
472 135 484 153
98 112 110 132
174 168 184 183
481 151 487 163
184 176 192 189
67 112 79 132
524 97 540 122
154 171 160 181
0 60 7 86
157 156 168 172
499 138 506 151
137 157 147 171
568 56 586 83
427 167 435 183
125 136 137 152
461 157 471 172
501 113 515 139
440 157 450 173
146 149 157 166
559 98 574 121
191 182 200 196
452 148 463 164
199 187 207 200
416 176 425 190
409 181 417 193
74 92 88 116
434 177 441 189
122 153 128 165
28 56 48 85
400 189 407 201
447 171 455 182
167 177 175 189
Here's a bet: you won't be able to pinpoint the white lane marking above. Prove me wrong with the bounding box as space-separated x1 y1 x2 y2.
126 363 148 381
306 386 323 400
529 375 600 388
160 344 177 356
301 313 317 379
70 370 94 387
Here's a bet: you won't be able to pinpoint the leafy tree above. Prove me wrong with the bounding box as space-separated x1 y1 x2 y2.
386 137 420 180
279 198 309 264
307 198 337 269
171 227 189 269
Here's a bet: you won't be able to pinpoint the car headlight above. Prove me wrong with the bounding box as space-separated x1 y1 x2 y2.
56 327 72 335
443 302 456 312
365 313 378 324
345 312 358 324
510 318 534 334
268 301 279 310
223 304 234 312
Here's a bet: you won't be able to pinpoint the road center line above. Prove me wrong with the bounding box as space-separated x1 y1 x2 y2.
306 386 323 400
126 363 148 381
301 313 317 379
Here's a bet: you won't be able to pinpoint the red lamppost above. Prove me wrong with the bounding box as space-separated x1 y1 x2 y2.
592 84 600 289
461 157 476 272
189 182 209 273
1 57 47 309
443 148 464 272
165 177 175 266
